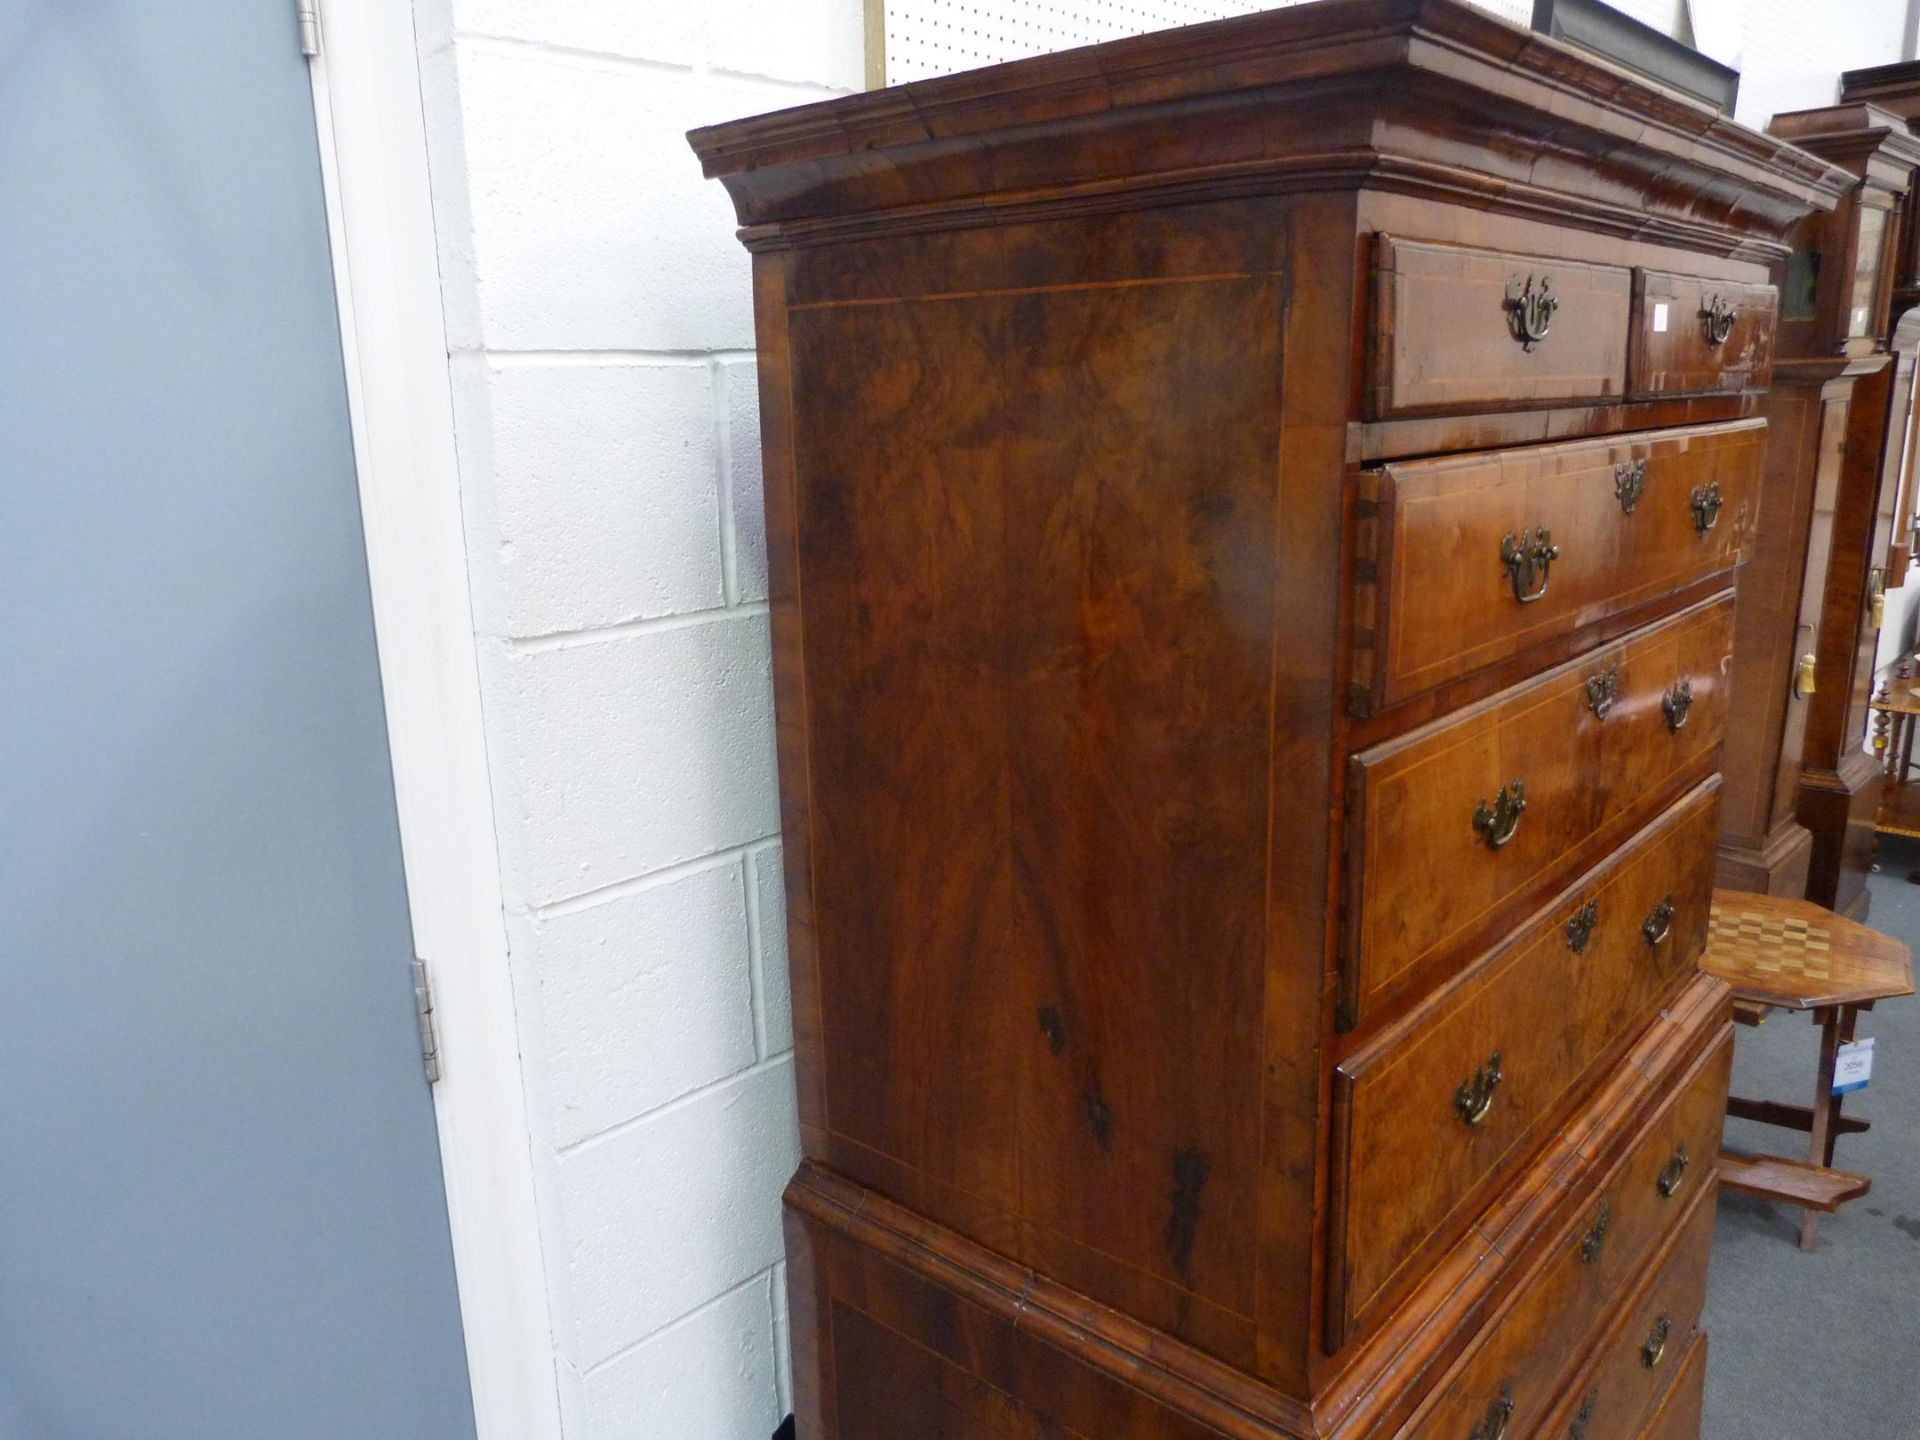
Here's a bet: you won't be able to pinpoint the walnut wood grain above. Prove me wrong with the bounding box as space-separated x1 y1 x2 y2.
1345 595 1733 1029
1351 421 1761 712
1368 236 1631 417
1534 1187 1718 1440
1634 1334 1709 1440
1329 782 1719 1344
1395 1030 1729 1440
1627 272 1777 398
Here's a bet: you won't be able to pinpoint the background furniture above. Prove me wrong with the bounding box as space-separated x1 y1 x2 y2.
693 2 1844 1436
1716 111 1908 905
1702 891 1914 1249
1767 108 1920 917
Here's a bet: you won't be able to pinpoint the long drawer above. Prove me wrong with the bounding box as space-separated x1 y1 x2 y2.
1393 1030 1731 1440
1368 236 1631 418
1350 419 1762 714
1328 781 1719 1343
1540 1188 1719 1440
1631 1334 1709 1440
1344 594 1733 1028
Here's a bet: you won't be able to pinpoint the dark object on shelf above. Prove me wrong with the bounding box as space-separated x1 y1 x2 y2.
1531 0 1740 115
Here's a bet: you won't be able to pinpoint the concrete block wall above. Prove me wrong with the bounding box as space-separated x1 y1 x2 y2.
410 2 860 1435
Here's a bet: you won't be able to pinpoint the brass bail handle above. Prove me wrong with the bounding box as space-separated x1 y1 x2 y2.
1501 527 1560 604
1641 895 1676 949
1469 1382 1515 1440
1642 1316 1672 1369
1662 678 1693 732
1455 1052 1504 1127
1690 481 1724 535
1473 780 1527 849
1505 273 1558 349
1701 294 1736 346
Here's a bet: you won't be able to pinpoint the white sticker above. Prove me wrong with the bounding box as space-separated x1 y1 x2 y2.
1854 306 1870 333
1652 302 1670 333
1835 1036 1875 1095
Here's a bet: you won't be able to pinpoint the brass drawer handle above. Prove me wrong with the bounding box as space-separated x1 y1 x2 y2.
1585 663 1620 719
1641 895 1675 949
1580 1198 1612 1264
1701 294 1736 346
1455 1053 1504 1127
1470 1382 1516 1440
1658 1143 1691 1198
1569 1387 1599 1440
1643 1315 1672 1369
1662 678 1693 732
1473 781 1527 850
1690 481 1724 535
1506 274 1558 349
1614 459 1646 514
1566 898 1599 954
1500 527 1560 603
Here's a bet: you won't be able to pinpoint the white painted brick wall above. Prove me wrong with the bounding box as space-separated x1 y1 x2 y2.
404 1 1912 1435
411 1 858 1435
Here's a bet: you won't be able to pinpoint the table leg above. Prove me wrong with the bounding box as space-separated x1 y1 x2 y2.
1802 1006 1846 1252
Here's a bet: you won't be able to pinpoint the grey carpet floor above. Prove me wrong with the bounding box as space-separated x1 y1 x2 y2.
1702 837 1920 1439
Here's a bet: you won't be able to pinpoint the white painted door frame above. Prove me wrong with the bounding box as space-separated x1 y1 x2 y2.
302 4 563 1437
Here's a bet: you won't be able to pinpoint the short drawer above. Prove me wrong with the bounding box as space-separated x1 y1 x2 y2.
1392 1029 1730 1440
1344 594 1733 1027
1328 782 1719 1343
1541 1188 1718 1440
1351 419 1762 714
1628 271 1777 398
1368 235 1631 418
1632 1333 1708 1440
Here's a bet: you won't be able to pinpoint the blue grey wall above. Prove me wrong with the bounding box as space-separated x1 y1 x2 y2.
0 3 477 1434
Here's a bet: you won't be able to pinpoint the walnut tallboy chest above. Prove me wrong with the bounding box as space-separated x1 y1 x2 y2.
690 4 1847 1436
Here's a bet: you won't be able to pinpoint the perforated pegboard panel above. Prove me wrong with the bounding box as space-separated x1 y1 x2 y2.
875 0 1535 84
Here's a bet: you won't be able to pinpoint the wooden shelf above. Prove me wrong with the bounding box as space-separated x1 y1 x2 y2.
1719 1151 1873 1212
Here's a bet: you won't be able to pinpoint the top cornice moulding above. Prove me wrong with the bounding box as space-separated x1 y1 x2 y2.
687 0 1849 254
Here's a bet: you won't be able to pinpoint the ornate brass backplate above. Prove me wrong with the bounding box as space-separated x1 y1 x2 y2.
1585 664 1620 719
1473 781 1528 849
1567 898 1600 954
1614 458 1646 514
1455 1052 1505 1127
1504 273 1558 349
1690 481 1724 535
1662 678 1693 732
1500 527 1560 604
1699 294 1736 346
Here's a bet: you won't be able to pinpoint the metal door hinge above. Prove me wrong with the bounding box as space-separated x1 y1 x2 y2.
297 0 322 57
412 957 442 1085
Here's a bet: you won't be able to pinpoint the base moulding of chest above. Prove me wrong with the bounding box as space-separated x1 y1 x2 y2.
784 974 1732 1440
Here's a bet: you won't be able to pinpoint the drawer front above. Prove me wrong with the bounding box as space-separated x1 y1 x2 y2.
1395 1030 1730 1440
1369 236 1632 418
1628 272 1776 399
1352 420 1762 713
1633 1334 1708 1440
1544 1188 1718 1440
1345 595 1733 1026
1329 782 1719 1342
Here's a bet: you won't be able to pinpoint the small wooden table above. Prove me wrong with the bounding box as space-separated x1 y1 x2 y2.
1701 891 1913 1250
1870 661 1920 840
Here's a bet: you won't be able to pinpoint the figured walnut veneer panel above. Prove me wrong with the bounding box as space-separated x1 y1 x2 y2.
1628 273 1778 399
788 271 1282 1322
1345 594 1734 1027
1330 781 1720 1344
1369 236 1631 418
1352 419 1762 712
